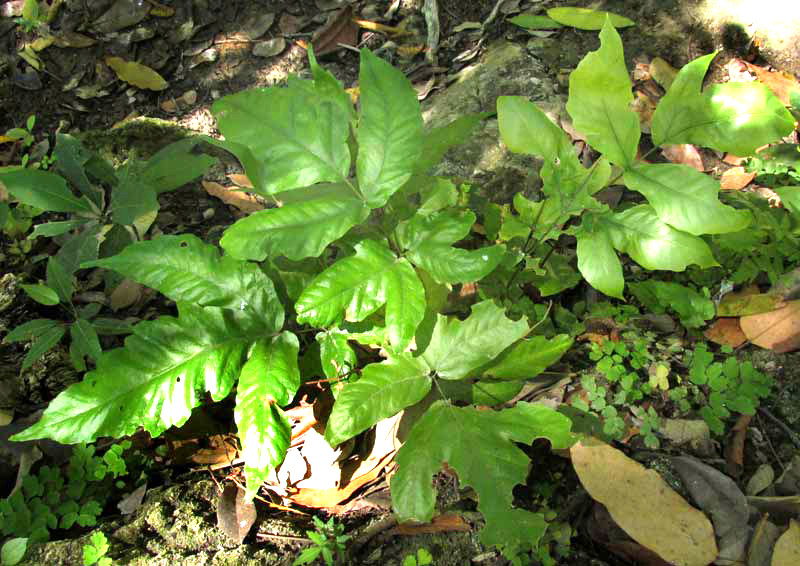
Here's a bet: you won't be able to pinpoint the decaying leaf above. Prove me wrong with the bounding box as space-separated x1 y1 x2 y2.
105 56 168 91
772 520 800 566
310 5 358 56
717 289 783 317
660 144 704 171
704 318 747 348
571 438 718 566
216 484 256 544
720 166 756 190
742 61 800 106
202 181 264 214
649 57 678 90
740 300 800 353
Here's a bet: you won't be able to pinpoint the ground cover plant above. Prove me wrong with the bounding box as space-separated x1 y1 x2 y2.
1 15 797 564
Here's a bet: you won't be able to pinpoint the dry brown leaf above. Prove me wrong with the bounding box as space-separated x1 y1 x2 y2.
288 452 393 508
724 414 751 478
390 513 470 535
310 5 358 56
704 318 747 348
661 144 704 171
202 180 263 213
110 278 143 311
720 166 756 190
744 62 800 106
216 484 256 544
727 58 754 83
740 300 800 353
772 519 800 566
227 174 253 188
723 153 745 166
570 438 718 566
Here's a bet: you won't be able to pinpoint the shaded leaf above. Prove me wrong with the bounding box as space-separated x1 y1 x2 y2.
0 169 93 213
4 319 62 343
45 257 73 303
22 326 66 371
139 138 217 194
393 401 575 549
21 284 59 306
416 112 490 174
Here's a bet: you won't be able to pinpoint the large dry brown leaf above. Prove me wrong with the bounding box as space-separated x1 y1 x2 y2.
570 438 717 566
772 520 800 566
720 166 756 190
740 300 800 353
216 484 256 544
743 61 800 106
704 318 747 348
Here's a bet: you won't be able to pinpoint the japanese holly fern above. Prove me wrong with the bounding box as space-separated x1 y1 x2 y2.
12 47 576 552
496 19 795 298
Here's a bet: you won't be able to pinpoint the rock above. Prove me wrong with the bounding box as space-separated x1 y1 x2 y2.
422 41 562 204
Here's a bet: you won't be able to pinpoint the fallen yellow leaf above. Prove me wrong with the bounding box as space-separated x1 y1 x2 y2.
105 56 168 91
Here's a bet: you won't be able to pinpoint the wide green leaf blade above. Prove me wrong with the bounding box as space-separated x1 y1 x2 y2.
84 234 284 326
296 239 426 351
566 20 640 167
483 335 573 380
576 226 624 298
55 222 106 276
547 7 635 30
398 209 503 284
139 138 217 193
0 169 94 213
11 304 277 443
46 257 73 303
70 318 102 362
651 53 795 155
356 49 423 208
392 401 575 548
497 96 573 161
325 354 432 446
774 186 800 218
28 219 88 239
317 330 356 381
220 196 368 261
21 284 59 306
22 326 66 371
235 332 300 500
4 319 62 343
212 79 351 194
601 206 718 271
111 162 159 227
53 133 104 206
624 162 751 235
421 300 529 380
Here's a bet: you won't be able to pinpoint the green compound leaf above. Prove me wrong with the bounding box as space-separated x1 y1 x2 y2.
220 195 368 261
624 163 752 235
392 401 575 549
356 49 423 208
599 206 718 271
212 79 351 195
397 209 504 284
296 239 425 351
421 300 529 380
547 7 635 30
235 332 300 500
85 234 284 326
10 304 277 444
651 52 795 156
0 169 94 213
482 335 574 380
576 225 624 298
566 20 640 168
325 353 431 447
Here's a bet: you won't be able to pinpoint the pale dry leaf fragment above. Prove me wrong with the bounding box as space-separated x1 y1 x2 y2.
105 56 168 91
570 438 717 566
661 144 704 171
202 180 263 213
772 520 800 566
117 483 147 515
740 300 800 353
720 166 756 190
704 318 747 348
649 56 678 90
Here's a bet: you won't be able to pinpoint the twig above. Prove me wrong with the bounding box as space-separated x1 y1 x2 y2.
758 406 800 449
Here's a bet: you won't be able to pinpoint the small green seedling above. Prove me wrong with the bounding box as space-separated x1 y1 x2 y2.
83 531 112 566
403 548 433 566
293 516 350 566
14 0 45 33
